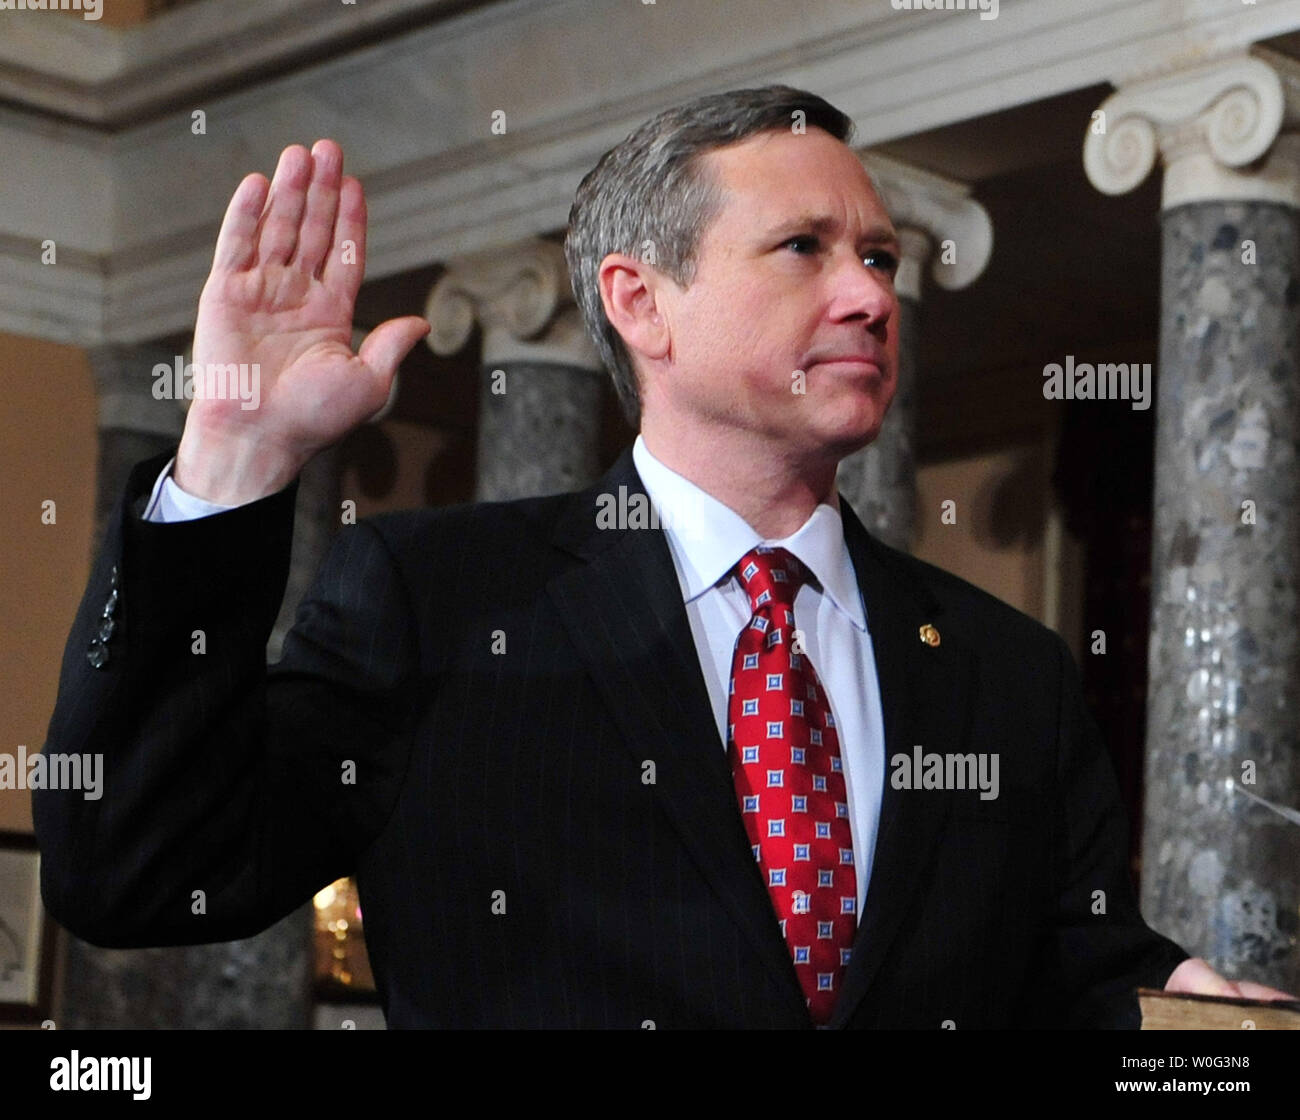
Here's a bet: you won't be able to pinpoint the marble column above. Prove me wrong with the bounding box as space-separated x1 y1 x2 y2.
60 342 319 1028
837 155 992 552
425 239 605 501
1085 49 1300 988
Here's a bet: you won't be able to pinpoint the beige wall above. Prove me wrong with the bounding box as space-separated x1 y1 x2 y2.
913 437 1088 665
0 332 97 835
914 443 1049 624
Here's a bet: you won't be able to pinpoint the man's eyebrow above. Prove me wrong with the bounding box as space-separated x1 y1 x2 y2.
764 214 899 248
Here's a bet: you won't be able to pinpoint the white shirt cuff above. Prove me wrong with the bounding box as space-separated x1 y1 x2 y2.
143 456 241 522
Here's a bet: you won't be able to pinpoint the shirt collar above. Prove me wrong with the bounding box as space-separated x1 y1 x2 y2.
631 434 868 631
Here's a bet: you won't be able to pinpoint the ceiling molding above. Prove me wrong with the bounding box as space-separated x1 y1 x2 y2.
1 0 1297 345
0 0 478 128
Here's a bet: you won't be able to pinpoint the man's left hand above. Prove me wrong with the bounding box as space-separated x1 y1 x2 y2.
1165 956 1297 1001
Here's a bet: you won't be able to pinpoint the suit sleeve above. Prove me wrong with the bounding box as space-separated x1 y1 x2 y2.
1045 630 1190 1027
34 451 421 948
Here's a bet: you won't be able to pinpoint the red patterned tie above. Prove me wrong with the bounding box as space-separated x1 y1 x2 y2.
727 545 857 1025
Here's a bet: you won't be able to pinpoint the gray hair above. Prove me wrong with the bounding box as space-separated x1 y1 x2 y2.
564 85 855 428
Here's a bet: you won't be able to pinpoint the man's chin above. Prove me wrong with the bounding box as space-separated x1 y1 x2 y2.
827 426 880 461
817 406 886 459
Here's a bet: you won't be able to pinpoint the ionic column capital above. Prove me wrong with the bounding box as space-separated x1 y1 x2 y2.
1084 49 1300 209
424 239 601 370
860 151 993 299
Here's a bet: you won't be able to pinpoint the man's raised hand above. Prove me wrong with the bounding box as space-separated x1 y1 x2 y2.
175 139 430 505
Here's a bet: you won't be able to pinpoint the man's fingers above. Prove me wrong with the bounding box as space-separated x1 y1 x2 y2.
255 145 312 266
211 173 269 272
357 316 431 381
1164 956 1238 996
1165 958 1298 1002
1235 979 1298 1002
291 139 343 278
321 175 367 300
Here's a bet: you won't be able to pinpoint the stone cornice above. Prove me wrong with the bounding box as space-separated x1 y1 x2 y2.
0 0 471 128
2 0 1299 344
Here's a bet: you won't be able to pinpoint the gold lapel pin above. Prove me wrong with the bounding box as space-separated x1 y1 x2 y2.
919 624 941 647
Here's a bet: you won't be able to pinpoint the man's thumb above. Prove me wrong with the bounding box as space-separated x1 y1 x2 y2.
358 316 431 379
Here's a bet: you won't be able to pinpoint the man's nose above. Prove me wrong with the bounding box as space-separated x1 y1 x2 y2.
829 252 895 325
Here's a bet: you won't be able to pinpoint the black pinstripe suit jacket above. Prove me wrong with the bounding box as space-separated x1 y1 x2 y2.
35 444 1188 1028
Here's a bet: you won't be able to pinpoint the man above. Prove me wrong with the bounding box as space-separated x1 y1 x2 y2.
35 85 1284 1028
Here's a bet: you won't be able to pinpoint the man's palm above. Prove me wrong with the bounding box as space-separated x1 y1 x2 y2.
179 140 429 502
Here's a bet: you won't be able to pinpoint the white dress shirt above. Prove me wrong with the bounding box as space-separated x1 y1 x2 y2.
631 435 885 920
145 438 888 917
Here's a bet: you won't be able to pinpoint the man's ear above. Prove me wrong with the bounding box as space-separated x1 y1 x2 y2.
598 252 671 363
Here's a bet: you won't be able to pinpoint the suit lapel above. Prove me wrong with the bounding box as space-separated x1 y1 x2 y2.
546 447 808 1021
826 501 977 1027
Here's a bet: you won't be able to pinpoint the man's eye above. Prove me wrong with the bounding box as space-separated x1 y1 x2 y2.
783 235 819 254
782 238 898 275
864 249 899 275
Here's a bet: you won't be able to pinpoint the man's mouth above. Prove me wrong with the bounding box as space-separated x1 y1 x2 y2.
809 356 885 379
806 348 887 375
